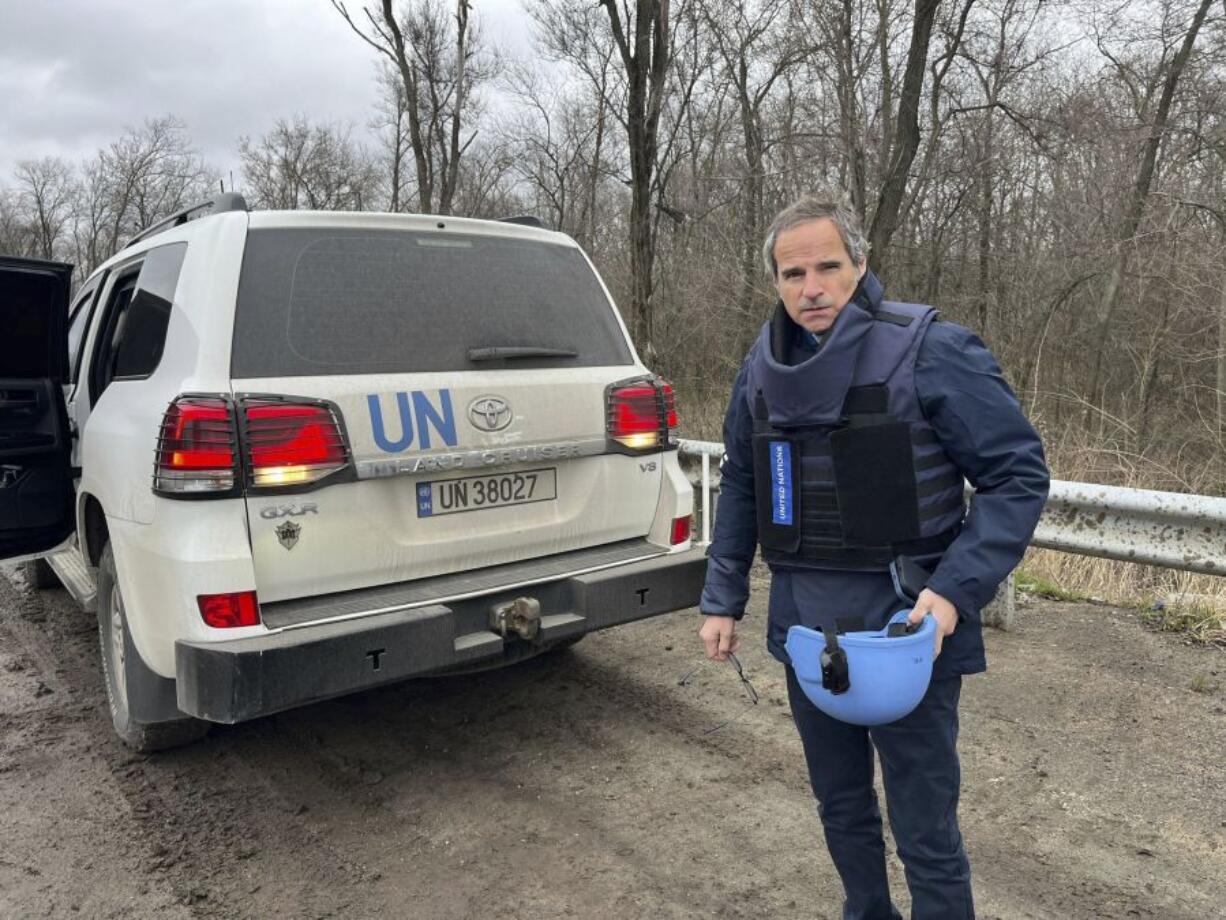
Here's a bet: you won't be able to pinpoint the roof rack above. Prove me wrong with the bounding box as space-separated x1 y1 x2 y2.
121 192 248 252
498 215 546 229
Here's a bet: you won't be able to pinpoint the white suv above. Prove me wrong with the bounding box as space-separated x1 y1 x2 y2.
0 194 703 751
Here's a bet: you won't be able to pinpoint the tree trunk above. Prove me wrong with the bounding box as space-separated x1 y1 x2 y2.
1217 257 1226 441
377 0 434 212
601 0 671 359
629 145 655 351
838 0 867 218
976 107 995 337
875 0 894 207
867 0 941 276
1084 0 1215 418
440 0 471 215
583 69 609 247
390 91 405 212
736 81 766 357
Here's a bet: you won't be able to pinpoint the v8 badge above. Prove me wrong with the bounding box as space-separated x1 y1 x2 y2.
276 521 301 551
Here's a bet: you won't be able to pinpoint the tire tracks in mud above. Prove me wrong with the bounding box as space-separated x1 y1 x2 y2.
1 568 189 918
1 556 840 919
194 636 829 920
0 568 378 919
7 563 800 919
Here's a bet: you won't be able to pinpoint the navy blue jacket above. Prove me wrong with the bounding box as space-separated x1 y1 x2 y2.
701 273 1050 677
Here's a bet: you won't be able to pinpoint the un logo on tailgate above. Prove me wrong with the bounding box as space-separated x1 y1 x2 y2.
367 390 458 452
468 396 513 432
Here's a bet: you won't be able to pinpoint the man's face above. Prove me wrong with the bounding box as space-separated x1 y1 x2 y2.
772 218 867 335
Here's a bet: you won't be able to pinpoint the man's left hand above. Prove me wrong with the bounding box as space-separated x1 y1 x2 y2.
906 588 959 657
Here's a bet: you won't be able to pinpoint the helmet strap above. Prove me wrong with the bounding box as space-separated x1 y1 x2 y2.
819 625 851 695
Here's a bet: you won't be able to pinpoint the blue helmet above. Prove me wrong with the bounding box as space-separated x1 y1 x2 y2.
785 611 936 726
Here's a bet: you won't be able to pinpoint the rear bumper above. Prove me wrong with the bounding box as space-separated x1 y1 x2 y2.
175 546 707 723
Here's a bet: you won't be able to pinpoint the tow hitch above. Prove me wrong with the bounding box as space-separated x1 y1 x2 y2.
490 597 542 641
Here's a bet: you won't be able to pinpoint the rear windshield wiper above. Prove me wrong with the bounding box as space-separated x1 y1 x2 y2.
467 346 579 361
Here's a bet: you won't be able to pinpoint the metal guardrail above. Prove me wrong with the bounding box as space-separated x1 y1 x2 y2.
1032 481 1226 575
678 439 1226 576
677 439 725 545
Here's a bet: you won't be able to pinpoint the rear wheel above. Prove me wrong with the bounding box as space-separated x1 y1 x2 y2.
96 543 209 752
21 558 60 590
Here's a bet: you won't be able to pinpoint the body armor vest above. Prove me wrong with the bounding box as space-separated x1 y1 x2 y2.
745 297 964 572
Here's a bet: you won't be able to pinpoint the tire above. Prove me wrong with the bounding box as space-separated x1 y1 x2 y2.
21 557 61 590
96 543 210 753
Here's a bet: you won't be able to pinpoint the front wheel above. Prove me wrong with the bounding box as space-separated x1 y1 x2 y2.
96 543 209 752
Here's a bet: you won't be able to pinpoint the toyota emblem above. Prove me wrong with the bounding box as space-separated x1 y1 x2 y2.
468 396 513 432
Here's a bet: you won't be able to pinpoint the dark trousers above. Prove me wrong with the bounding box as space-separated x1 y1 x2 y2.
785 666 975 920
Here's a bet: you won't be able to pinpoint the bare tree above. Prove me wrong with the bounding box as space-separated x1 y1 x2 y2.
239 116 381 210
371 65 412 211
332 0 490 215
13 157 77 260
945 0 1056 336
1084 0 1217 417
597 0 675 358
447 141 520 218
94 116 216 256
867 0 973 274
36 116 218 273
800 0 877 219
0 186 31 258
700 0 809 353
524 0 625 250
524 0 681 355
499 64 604 236
72 159 114 276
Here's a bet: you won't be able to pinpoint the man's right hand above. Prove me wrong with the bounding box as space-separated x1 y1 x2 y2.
699 615 741 662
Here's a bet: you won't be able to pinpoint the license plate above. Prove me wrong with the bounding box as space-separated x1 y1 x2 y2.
416 468 557 517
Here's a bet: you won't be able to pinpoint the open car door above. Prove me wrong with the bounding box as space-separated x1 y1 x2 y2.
0 255 75 559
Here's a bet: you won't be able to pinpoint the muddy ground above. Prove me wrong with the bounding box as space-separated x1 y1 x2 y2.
1 563 1223 920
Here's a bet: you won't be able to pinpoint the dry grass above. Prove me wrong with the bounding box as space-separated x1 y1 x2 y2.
1014 422 1226 645
1022 547 1226 647
1021 547 1226 607
1141 602 1226 649
1189 673 1220 693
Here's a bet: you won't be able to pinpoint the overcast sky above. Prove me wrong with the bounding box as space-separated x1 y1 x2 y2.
0 0 533 183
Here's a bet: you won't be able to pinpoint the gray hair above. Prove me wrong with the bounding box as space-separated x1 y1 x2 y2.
762 192 869 279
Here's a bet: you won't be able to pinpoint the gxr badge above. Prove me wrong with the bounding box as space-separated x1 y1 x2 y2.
276 521 301 551
260 502 318 520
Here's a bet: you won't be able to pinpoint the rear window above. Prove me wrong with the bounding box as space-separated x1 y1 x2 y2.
231 228 633 377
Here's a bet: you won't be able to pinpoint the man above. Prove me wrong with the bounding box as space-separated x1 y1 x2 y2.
698 192 1049 920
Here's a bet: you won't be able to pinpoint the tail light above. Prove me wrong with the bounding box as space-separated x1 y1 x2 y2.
198 591 260 628
241 397 350 489
154 396 239 495
670 514 692 546
607 377 678 452
154 394 352 498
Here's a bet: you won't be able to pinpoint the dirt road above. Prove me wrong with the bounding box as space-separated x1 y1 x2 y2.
1 563 1223 920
